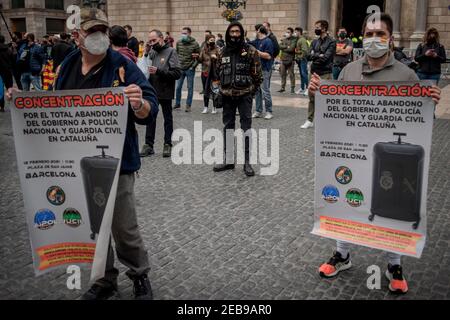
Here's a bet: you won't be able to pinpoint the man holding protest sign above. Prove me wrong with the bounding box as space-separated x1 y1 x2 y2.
308 13 441 294
5 6 159 300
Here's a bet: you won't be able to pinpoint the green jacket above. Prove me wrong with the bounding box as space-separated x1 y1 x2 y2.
279 36 297 62
295 36 310 60
176 36 200 70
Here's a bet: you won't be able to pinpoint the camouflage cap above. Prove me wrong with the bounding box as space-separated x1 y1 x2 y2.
79 7 109 31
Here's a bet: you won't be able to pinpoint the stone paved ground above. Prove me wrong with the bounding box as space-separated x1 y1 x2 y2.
0 76 449 300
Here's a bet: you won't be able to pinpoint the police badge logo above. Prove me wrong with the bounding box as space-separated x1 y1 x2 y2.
93 187 106 207
380 171 394 191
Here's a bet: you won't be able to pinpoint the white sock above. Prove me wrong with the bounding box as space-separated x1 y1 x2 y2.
387 253 402 267
336 240 351 259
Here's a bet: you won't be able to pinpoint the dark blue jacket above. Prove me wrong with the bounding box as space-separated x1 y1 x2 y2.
17 43 45 74
54 48 159 174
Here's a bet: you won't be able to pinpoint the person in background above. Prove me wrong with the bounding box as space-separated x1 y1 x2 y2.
216 33 225 49
174 27 200 112
164 31 174 48
0 34 14 112
110 25 137 63
294 27 310 95
124 25 139 58
278 27 297 94
250 25 275 120
263 21 280 60
198 34 219 114
332 27 353 80
301 20 335 129
17 33 45 91
138 40 145 58
140 29 181 158
41 35 53 62
51 32 74 72
415 28 447 85
202 30 213 47
11 33 25 90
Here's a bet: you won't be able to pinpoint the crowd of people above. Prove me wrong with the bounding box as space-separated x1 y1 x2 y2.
0 5 446 300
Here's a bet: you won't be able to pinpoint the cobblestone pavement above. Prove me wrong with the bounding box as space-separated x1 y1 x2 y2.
0 77 449 300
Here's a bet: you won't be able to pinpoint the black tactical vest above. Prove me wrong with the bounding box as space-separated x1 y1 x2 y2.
219 47 254 90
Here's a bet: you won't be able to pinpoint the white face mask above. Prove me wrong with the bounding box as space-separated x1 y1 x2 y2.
81 31 110 55
363 37 390 59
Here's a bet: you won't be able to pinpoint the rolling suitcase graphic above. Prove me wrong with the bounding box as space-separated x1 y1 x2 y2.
80 146 119 240
370 133 424 230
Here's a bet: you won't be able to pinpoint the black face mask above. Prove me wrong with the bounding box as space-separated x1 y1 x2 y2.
315 29 322 36
339 33 347 39
153 43 163 52
428 36 436 44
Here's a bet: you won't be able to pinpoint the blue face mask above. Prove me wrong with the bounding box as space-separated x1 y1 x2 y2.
181 34 188 42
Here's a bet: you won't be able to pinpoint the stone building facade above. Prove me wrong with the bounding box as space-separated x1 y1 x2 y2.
0 0 449 50
0 0 80 37
106 0 449 50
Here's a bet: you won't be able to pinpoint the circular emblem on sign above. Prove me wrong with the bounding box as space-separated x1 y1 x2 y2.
346 189 364 208
93 187 106 207
380 171 394 191
34 209 56 230
63 208 83 228
46 186 66 206
335 166 353 185
322 185 340 204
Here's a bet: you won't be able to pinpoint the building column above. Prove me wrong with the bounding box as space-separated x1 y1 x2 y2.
320 0 331 22
385 0 402 43
298 0 309 31
409 0 428 48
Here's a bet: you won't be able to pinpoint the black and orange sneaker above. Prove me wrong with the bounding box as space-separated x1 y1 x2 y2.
319 251 352 278
386 264 408 294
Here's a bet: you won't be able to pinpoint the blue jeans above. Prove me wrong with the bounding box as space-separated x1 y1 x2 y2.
175 68 195 107
255 69 273 113
416 72 440 85
296 58 308 90
20 72 42 91
332 66 343 80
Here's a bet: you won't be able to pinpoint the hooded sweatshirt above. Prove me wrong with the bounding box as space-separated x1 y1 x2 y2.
213 22 263 97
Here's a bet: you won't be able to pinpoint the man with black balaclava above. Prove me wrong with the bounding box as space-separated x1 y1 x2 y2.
212 22 263 177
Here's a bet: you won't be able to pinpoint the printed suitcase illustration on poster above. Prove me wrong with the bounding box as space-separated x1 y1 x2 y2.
80 146 119 240
370 133 424 230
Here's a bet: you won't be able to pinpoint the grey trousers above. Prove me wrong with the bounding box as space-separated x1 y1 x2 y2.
99 173 150 287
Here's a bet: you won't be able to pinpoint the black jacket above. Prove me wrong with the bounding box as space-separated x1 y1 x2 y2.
127 36 139 58
268 33 280 58
0 43 14 89
415 42 447 75
308 35 336 75
147 43 182 100
51 40 74 72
